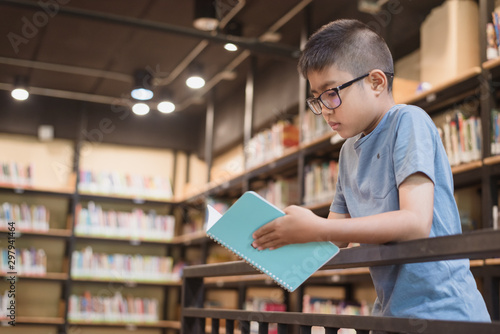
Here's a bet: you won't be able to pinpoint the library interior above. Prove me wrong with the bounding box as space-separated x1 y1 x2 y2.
1 0 500 333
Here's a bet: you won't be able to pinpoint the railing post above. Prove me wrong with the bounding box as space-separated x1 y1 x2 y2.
300 325 312 334
211 318 220 333
258 322 269 333
325 328 340 334
181 276 205 333
240 320 250 334
278 323 288 333
226 319 235 334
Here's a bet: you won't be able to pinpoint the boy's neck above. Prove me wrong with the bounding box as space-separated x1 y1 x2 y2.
362 95 396 136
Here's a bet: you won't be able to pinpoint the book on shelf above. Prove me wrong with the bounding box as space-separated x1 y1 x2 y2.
203 197 234 234
71 246 178 282
206 197 232 215
302 295 370 315
245 297 286 334
254 176 299 210
74 202 175 241
303 160 338 206
435 108 482 166
245 120 299 169
0 161 34 187
0 248 47 275
491 109 500 156
493 205 499 230
487 22 499 60
488 9 500 60
68 291 158 323
302 294 370 334
0 290 14 320
0 202 50 231
302 111 332 144
206 191 339 292
182 207 205 235
78 170 173 200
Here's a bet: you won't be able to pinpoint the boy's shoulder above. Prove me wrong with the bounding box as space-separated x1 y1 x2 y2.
391 104 428 119
388 104 435 129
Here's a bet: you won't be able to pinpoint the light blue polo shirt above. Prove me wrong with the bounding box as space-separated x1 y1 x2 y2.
330 104 490 321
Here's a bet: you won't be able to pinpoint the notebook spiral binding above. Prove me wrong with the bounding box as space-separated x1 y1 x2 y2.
207 232 293 292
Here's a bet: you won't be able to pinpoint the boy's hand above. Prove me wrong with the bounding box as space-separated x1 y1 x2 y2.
251 205 323 250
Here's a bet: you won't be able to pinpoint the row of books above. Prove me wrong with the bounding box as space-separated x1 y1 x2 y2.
244 297 286 334
302 295 370 334
245 120 299 169
255 177 299 209
302 111 332 144
0 290 14 320
71 246 178 282
302 295 370 315
436 109 482 166
78 170 173 200
68 291 159 323
0 202 50 231
0 161 34 187
74 202 176 241
303 160 339 206
0 248 47 276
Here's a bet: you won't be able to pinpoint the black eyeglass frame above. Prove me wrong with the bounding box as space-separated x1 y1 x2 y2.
306 72 394 115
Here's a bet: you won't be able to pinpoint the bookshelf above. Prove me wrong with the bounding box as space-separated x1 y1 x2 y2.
72 142 182 333
0 134 74 332
0 133 183 334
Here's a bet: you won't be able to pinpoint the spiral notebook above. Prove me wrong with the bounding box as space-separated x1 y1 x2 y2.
206 191 339 292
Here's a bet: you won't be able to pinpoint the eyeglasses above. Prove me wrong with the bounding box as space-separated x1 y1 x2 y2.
306 72 394 115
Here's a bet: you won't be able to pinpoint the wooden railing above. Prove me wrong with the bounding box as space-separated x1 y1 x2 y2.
181 229 500 333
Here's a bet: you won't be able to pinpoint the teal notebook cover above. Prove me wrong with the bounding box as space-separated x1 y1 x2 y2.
206 191 339 292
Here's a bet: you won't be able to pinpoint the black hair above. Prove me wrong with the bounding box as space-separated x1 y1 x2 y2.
298 19 394 91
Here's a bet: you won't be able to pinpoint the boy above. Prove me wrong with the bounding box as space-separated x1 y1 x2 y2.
251 19 490 322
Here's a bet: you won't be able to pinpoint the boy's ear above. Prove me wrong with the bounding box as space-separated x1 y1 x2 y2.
368 70 388 94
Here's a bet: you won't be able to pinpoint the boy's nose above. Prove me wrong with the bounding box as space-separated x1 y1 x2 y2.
321 105 334 115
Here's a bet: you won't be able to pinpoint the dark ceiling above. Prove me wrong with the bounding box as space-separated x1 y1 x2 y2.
0 0 446 153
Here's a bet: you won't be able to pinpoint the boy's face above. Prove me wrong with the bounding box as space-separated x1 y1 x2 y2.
307 65 383 139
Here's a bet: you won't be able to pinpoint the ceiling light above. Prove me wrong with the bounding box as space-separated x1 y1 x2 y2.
131 88 153 100
223 21 242 52
11 76 29 101
224 43 238 52
132 102 150 115
193 0 219 31
186 76 205 89
11 88 29 101
158 101 175 113
186 64 205 89
131 69 154 100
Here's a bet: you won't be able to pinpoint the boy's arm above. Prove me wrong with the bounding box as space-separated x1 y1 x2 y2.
252 172 434 249
327 211 350 248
